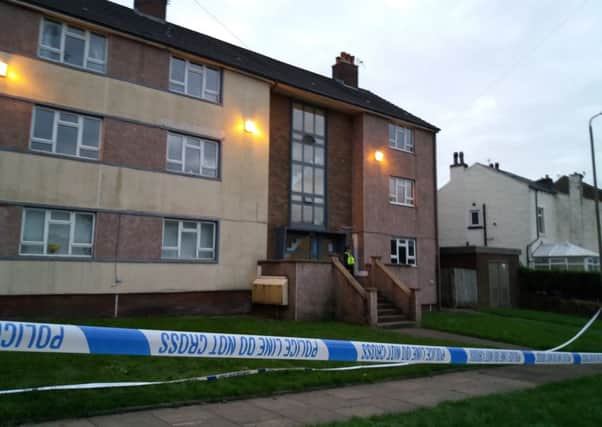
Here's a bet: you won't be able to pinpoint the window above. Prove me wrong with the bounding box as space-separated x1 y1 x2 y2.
537 207 545 234
166 132 219 178
389 177 415 206
30 106 101 160
38 18 107 73
469 208 482 227
20 209 94 256
388 124 414 153
290 103 326 227
169 57 221 103
391 238 416 266
161 219 216 260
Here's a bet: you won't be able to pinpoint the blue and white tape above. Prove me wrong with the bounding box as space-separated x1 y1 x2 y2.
1 319 602 366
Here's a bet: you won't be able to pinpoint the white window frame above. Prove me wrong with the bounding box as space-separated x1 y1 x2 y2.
388 124 414 153
389 176 415 207
30 106 102 160
169 57 221 103
19 208 95 257
469 208 482 227
537 206 545 235
38 18 107 73
166 132 219 178
161 219 217 261
391 237 417 266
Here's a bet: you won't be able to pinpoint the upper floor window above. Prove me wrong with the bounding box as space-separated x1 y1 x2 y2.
291 103 326 227
31 106 101 160
391 238 416 266
388 124 414 153
389 176 415 207
469 208 482 227
161 219 216 261
20 208 95 257
169 57 221 103
38 18 107 73
537 206 545 234
166 132 219 178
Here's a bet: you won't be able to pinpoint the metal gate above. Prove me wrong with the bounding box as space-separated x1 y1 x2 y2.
488 261 510 307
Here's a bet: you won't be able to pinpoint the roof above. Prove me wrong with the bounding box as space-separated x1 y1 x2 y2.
475 163 557 194
554 176 602 201
532 241 598 258
23 0 439 132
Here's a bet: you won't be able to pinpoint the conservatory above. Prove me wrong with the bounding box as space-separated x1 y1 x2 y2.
531 241 600 272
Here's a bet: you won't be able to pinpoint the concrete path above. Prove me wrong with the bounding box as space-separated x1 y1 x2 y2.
29 364 602 427
400 327 526 349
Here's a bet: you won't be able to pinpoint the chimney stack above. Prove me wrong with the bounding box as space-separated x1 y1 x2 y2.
459 151 465 166
332 52 358 87
495 162 499 170
134 0 167 20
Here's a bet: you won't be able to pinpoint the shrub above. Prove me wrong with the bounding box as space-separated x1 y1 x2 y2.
519 267 602 301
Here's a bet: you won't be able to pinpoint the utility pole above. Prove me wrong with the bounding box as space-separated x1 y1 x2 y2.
588 112 602 286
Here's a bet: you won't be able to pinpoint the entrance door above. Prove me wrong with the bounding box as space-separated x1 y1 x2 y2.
488 261 510 307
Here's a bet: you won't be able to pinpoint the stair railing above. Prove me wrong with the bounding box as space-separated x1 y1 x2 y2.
331 257 377 326
370 256 421 325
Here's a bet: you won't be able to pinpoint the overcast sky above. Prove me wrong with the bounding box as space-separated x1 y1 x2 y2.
114 0 602 187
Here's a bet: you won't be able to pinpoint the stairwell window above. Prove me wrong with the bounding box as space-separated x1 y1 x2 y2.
537 207 545 234
38 18 107 73
166 132 219 178
20 208 95 256
388 124 414 153
30 106 102 160
391 238 416 266
389 177 415 207
169 57 221 103
161 219 216 261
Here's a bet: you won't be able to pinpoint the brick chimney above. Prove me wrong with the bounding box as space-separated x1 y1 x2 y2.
332 52 358 87
134 0 167 20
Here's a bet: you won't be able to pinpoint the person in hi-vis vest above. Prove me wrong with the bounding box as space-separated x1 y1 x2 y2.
343 247 355 275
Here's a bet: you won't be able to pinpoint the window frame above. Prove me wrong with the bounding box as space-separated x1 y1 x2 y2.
38 17 107 73
161 218 217 261
389 176 415 207
30 105 102 160
390 237 417 266
388 124 414 153
19 208 95 257
169 57 222 104
468 208 482 228
537 206 545 235
289 102 327 229
165 132 220 179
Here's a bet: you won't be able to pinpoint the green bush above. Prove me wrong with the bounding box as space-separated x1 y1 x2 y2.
519 267 602 300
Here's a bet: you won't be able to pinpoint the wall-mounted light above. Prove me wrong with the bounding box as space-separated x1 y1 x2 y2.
244 119 259 135
0 61 7 78
375 150 384 162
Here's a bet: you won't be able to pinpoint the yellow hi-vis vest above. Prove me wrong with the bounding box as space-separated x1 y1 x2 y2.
345 252 356 266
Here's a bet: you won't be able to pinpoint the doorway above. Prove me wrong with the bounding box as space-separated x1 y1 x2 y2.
488 261 510 307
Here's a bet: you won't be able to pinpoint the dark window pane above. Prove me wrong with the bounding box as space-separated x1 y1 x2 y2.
203 141 218 169
72 247 92 256
187 69 203 98
303 144 313 164
292 107 303 131
390 240 397 257
292 142 302 161
23 210 45 242
21 244 44 254
56 125 78 155
205 68 220 92
41 20 61 49
170 58 186 82
47 223 70 254
399 245 407 264
315 112 325 136
291 203 302 223
314 206 324 226
303 166 313 194
167 134 183 161
74 214 93 243
82 118 100 147
292 165 302 193
185 146 201 174
200 223 214 248
315 168 324 196
33 108 54 140
304 110 314 133
181 233 197 258
303 204 312 223
64 35 85 67
88 34 106 61
79 148 98 159
163 221 178 247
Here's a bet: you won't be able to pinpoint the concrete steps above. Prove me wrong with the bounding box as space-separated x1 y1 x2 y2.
376 293 415 329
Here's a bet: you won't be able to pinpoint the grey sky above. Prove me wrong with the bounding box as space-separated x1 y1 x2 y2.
114 0 602 187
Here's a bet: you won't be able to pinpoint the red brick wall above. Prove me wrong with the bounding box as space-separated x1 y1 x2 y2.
102 118 167 170
0 206 22 257
0 2 38 57
0 98 32 152
326 110 353 231
94 213 162 260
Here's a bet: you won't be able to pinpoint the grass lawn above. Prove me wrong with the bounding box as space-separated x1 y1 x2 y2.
0 315 469 426
422 307 602 352
317 373 602 427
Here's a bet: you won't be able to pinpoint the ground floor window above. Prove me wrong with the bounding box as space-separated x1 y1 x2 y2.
161 219 216 260
20 208 95 256
533 256 599 272
390 237 416 266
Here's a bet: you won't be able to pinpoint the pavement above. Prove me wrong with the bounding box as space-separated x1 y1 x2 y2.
27 330 602 427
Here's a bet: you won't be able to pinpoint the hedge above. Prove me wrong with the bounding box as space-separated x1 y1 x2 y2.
519 267 602 301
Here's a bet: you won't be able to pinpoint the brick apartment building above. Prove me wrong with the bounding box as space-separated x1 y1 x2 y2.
0 0 439 318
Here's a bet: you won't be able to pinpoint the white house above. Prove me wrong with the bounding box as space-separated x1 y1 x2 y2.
438 152 600 271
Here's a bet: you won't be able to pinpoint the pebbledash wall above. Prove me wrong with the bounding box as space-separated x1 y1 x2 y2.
0 1 270 315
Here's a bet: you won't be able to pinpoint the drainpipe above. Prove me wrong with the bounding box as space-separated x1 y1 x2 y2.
526 190 540 268
482 203 488 246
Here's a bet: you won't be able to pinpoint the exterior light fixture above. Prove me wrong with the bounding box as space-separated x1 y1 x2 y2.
0 61 7 78
244 119 258 134
375 150 384 162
